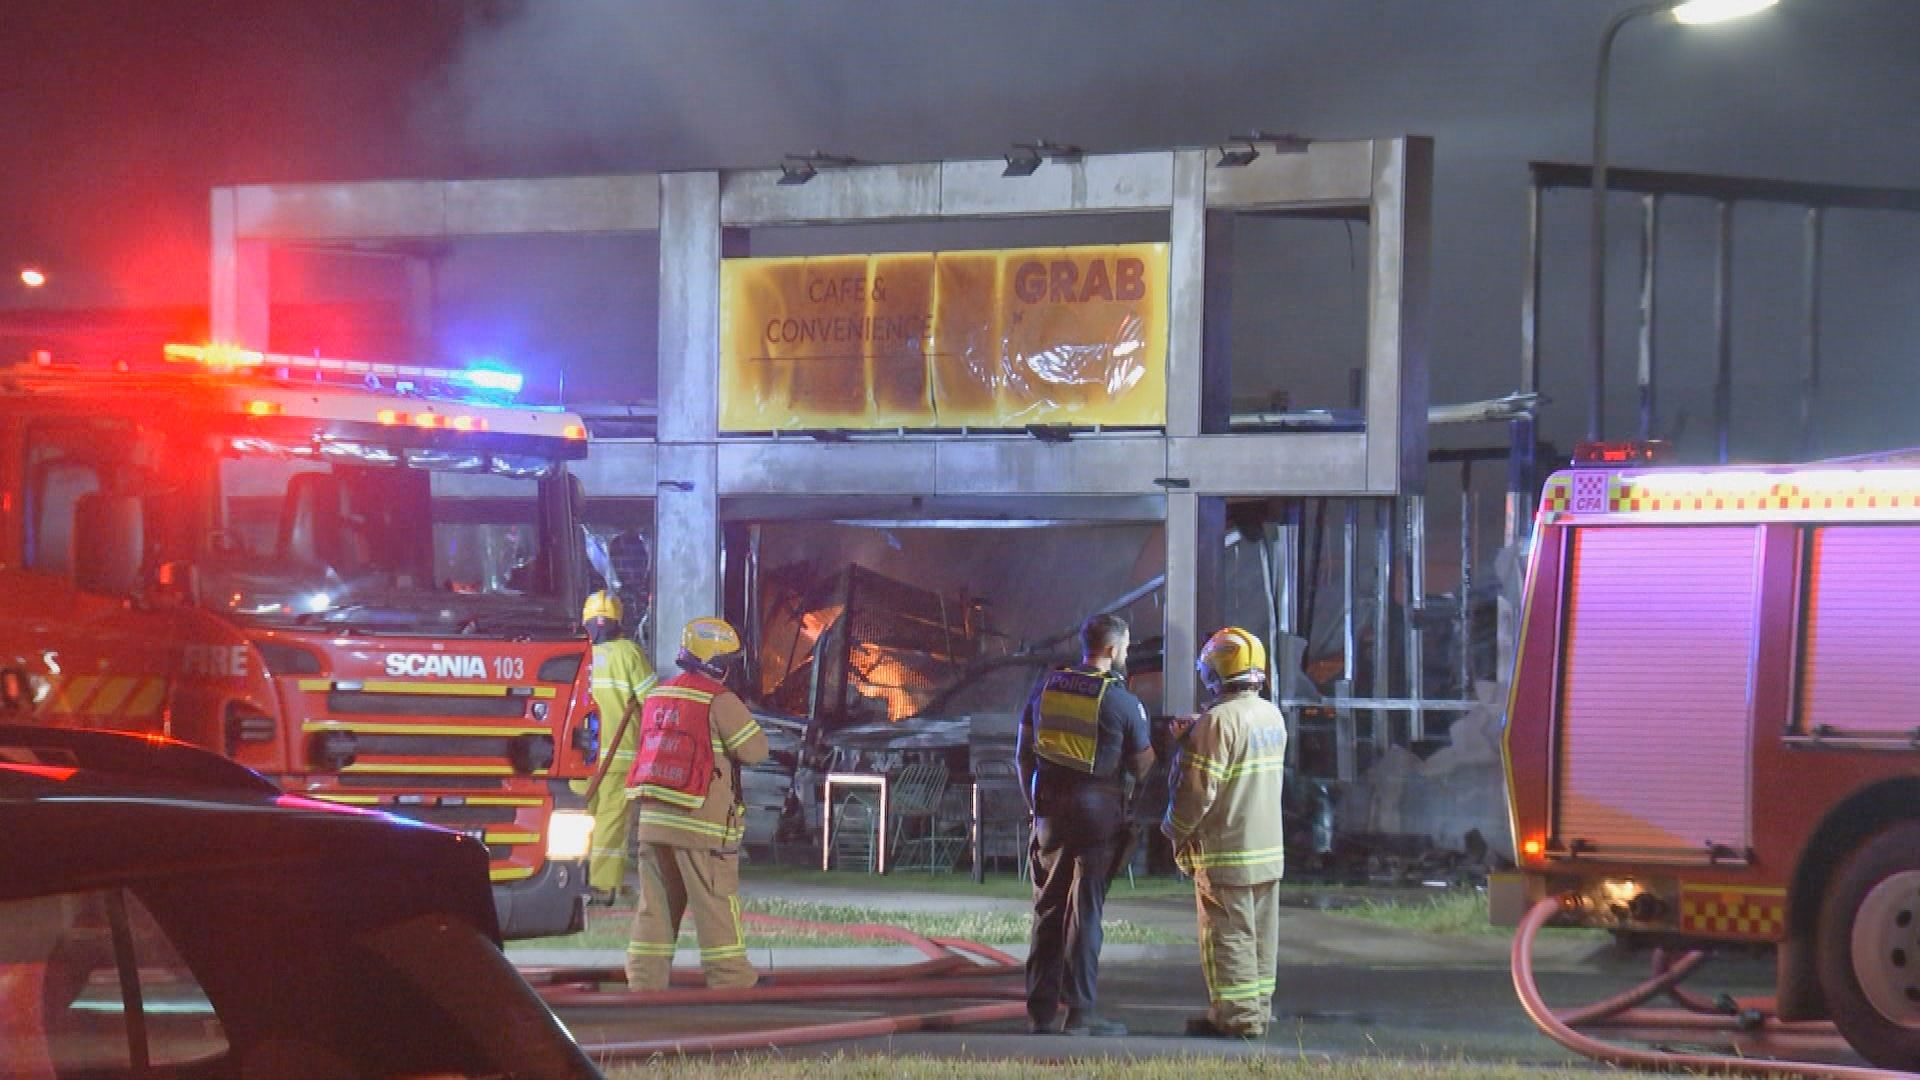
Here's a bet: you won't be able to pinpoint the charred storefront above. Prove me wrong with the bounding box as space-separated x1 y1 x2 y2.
209 140 1529 881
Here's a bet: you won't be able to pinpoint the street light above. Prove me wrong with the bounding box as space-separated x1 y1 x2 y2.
19 268 46 288
1588 0 1778 441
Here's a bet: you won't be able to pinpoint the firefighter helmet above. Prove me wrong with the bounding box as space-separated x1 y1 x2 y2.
582 590 623 625
1197 627 1267 693
677 617 743 680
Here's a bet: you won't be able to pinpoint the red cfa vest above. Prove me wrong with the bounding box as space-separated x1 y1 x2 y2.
624 672 725 808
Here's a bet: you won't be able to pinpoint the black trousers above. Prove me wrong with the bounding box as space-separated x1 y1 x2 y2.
1025 790 1121 1023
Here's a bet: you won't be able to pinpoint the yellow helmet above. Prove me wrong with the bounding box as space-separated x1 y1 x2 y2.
582 590 623 625
1197 627 1267 691
678 617 743 678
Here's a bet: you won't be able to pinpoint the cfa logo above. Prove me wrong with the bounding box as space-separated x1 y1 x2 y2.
385 654 487 678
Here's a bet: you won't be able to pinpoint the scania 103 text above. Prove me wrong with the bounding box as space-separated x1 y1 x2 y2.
0 344 608 938
1500 449 1920 1069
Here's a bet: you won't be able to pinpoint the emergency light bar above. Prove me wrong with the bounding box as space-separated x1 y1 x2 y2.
163 343 525 400
1572 440 1669 467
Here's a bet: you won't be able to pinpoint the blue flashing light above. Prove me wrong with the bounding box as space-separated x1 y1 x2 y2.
456 365 525 397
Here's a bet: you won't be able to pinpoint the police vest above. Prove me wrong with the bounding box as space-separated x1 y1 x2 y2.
1034 667 1119 776
624 672 724 809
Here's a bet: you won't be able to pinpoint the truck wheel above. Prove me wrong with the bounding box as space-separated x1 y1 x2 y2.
1817 820 1920 1070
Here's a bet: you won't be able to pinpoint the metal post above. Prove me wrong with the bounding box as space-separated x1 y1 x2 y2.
1405 494 1427 742
1459 461 1476 700
1341 501 1359 777
1373 500 1392 749
1590 3 1669 443
1636 194 1661 440
1714 200 1735 464
1513 181 1543 548
1277 506 1301 768
1801 207 1825 460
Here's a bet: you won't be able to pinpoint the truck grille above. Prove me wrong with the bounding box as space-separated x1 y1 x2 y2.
327 692 526 718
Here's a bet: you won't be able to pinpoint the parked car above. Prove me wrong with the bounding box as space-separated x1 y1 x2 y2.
0 725 601 1080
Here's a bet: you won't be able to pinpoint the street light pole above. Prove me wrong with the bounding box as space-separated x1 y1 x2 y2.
1590 1 1670 444
1588 0 1781 444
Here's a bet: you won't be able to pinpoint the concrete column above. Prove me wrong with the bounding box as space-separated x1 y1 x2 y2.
1365 137 1433 495
650 172 726 673
209 188 270 349
1163 492 1225 716
1165 150 1209 439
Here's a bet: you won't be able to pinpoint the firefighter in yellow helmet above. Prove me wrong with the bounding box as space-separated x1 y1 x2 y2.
622 617 768 991
1164 627 1288 1039
578 590 657 903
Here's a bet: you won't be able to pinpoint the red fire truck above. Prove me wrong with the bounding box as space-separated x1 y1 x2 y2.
1500 447 1920 1068
0 344 605 939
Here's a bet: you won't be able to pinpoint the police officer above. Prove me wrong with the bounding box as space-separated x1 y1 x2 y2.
623 617 768 992
1164 627 1289 1040
579 590 658 903
1017 612 1153 1037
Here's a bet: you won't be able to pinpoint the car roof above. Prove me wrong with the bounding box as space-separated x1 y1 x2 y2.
0 726 492 920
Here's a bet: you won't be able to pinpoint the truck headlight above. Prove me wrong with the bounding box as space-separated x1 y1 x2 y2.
546 811 594 861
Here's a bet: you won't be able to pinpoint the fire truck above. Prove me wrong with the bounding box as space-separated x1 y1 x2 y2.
0 344 605 939
1500 445 1920 1069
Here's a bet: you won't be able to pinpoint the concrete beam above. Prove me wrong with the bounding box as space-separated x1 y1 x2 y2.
225 176 662 241
1203 138 1376 210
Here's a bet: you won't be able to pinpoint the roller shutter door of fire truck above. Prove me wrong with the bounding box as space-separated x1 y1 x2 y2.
1799 525 1920 736
1557 526 1758 857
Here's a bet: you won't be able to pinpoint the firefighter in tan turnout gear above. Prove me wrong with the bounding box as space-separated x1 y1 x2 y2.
578 591 658 903
1164 627 1289 1039
623 617 768 991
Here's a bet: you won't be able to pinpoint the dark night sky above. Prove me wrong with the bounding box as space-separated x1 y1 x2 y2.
4 1 1919 456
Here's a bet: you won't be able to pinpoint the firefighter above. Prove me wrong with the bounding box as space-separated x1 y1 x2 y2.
578 590 657 903
1017 612 1154 1037
623 617 768 991
1164 626 1289 1039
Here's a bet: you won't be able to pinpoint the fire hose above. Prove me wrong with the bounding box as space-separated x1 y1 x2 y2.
1512 895 1914 1078
523 911 1027 1058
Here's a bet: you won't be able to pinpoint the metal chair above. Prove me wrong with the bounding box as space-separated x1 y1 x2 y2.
829 790 880 872
973 759 1032 880
887 763 957 871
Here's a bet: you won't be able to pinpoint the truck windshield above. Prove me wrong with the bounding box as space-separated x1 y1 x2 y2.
198 437 575 638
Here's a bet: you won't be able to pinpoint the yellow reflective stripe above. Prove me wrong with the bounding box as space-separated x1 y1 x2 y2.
635 809 729 838
650 686 716 704
1220 755 1288 782
122 679 169 718
700 944 748 959
490 867 535 882
1214 980 1267 1002
632 784 706 809
721 719 762 752
342 763 542 776
1185 754 1227 781
486 831 540 845
296 679 333 693
301 721 550 737
308 794 381 806
463 796 543 807
344 681 557 699
1184 845 1286 869
626 941 677 957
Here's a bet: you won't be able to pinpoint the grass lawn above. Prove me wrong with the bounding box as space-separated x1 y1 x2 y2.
743 865 1196 902
602 1056 1685 1080
508 896 1183 951
1321 890 1607 943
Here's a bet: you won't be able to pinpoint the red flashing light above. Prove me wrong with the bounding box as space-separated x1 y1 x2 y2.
448 415 487 432
413 413 447 430
244 400 284 417
377 409 407 426
1572 440 1668 467
562 423 587 440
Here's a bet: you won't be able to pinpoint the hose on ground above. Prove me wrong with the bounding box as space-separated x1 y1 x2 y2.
529 908 1029 1060
1512 895 1908 1078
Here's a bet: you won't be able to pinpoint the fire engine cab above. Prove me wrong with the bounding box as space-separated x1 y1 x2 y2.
1501 443 1920 1069
0 344 605 939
